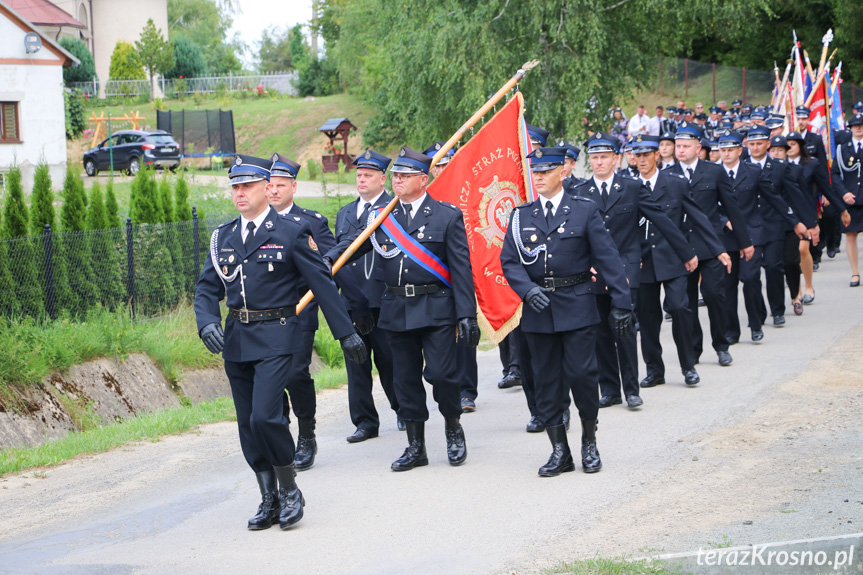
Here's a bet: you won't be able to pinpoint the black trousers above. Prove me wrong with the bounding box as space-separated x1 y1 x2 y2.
226 354 299 473
282 330 317 421
525 326 599 426
498 332 520 376
725 246 766 338
458 335 479 400
347 308 398 431
389 325 461 422
689 257 731 357
820 201 842 253
763 238 787 317
638 275 695 376
782 230 802 302
596 290 639 399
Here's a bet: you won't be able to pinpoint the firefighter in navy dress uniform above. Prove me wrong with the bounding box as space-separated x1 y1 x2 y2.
194 154 367 530
266 153 372 469
500 146 632 477
832 113 863 286
332 149 401 443
325 147 480 471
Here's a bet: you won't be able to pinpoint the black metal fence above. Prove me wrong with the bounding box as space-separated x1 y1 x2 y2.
0 210 227 321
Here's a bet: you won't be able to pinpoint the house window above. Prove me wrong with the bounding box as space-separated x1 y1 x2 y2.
0 102 21 143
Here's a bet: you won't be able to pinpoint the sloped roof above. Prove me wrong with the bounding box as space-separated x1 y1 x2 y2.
319 118 356 132
0 0 80 66
5 0 84 28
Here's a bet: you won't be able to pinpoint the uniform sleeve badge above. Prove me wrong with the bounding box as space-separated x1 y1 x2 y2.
308 236 318 251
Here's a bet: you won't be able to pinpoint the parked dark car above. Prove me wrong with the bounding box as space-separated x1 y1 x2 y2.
83 130 181 176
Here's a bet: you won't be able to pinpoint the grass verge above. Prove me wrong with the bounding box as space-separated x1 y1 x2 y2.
547 557 682 574
0 397 236 476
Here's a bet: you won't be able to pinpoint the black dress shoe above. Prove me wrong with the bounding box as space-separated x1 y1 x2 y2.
773 315 786 327
852 275 861 288
248 471 280 530
717 350 732 366
294 419 317 471
698 298 705 307
626 395 643 408
526 416 545 433
598 395 622 408
813 263 820 270
397 418 406 431
640 374 666 388
460 397 476 413
346 427 379 443
751 328 764 341
392 422 428 471
683 368 700 386
497 373 522 389
827 248 836 258
664 312 672 320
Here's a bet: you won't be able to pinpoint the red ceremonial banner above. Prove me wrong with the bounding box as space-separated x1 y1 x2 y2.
428 92 532 343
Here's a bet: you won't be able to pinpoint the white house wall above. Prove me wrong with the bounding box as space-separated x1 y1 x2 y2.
0 14 68 193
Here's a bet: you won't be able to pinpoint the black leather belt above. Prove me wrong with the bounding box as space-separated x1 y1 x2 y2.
229 306 296 324
386 284 442 297
539 272 592 291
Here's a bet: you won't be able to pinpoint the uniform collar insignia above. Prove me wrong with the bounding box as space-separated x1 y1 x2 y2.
231 223 237 232
423 205 432 214
613 182 621 190
265 220 274 229
589 186 596 192
294 216 301 221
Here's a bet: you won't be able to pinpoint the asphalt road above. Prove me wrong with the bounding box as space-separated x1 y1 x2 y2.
1 246 862 575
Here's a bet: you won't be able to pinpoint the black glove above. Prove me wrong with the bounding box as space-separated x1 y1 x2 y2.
352 313 375 336
200 323 224 354
524 286 551 313
609 308 634 340
457 317 481 347
340 333 368 365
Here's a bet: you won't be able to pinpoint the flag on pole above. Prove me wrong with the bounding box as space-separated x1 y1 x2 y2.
807 71 829 150
829 64 845 133
428 92 532 342
791 39 808 107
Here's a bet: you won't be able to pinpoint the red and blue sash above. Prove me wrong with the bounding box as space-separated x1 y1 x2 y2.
376 208 452 287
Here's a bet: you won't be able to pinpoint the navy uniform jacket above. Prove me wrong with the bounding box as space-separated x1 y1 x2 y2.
325 194 477 332
795 158 846 210
756 158 816 233
670 160 752 259
332 193 393 309
281 203 369 332
574 174 695 290
643 171 723 282
500 192 631 334
195 207 355 363
831 140 863 204
722 162 797 250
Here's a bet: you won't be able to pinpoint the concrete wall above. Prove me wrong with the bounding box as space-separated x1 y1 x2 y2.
0 15 68 192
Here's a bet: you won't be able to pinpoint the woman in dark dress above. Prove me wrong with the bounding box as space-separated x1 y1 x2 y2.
830 115 863 287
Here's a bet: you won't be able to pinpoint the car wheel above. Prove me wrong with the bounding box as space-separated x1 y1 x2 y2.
128 157 141 176
84 159 97 177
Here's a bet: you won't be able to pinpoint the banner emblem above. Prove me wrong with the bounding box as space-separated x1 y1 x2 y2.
475 176 519 248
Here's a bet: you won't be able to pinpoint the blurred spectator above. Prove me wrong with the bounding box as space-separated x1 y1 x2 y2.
629 104 658 136
610 107 629 147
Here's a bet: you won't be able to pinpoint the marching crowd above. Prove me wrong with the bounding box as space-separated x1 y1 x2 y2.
193 96 863 531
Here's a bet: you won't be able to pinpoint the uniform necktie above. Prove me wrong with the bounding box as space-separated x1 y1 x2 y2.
645 180 652 193
601 182 609 206
545 200 554 225
728 169 735 181
359 202 371 223
687 167 694 181
404 203 413 228
244 221 256 251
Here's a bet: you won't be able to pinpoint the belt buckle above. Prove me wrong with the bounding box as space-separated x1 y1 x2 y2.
543 278 555 292
404 284 416 297
239 309 250 324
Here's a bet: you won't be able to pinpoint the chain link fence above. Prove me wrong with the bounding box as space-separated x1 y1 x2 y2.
0 211 231 321
67 72 298 99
